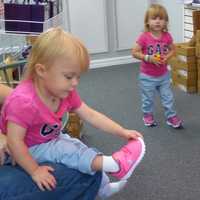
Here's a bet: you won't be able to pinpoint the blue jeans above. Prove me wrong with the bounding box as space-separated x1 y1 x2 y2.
139 72 176 118
29 133 99 175
0 162 102 200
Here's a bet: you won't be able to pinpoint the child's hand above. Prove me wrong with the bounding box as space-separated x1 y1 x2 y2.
31 165 57 191
159 55 169 65
0 133 15 166
149 54 163 66
122 129 143 140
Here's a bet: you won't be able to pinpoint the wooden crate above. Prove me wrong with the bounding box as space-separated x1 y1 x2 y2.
197 58 200 70
197 80 200 94
169 56 196 71
195 30 200 58
198 70 200 94
175 43 196 56
196 59 200 95
196 44 200 58
193 10 200 34
198 68 200 79
169 42 197 93
172 69 197 93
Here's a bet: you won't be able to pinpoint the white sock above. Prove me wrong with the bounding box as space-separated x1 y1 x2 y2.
99 180 127 199
98 172 127 199
102 156 119 172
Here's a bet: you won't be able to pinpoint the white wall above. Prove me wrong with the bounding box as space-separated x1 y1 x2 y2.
115 0 147 50
156 0 184 43
67 0 108 54
63 0 148 68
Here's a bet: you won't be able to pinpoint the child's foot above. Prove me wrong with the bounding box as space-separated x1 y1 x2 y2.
166 115 183 128
143 113 157 127
110 137 145 180
98 180 127 199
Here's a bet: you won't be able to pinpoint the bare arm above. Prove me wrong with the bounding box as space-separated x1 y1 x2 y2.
7 122 39 175
0 132 8 165
165 43 176 60
132 43 145 61
0 84 12 105
7 121 56 190
0 84 13 165
75 102 142 140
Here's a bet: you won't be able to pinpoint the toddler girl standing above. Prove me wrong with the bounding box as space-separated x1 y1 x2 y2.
132 4 182 128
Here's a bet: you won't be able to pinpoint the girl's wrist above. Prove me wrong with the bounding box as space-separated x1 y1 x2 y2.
115 127 126 138
144 54 150 62
119 128 129 139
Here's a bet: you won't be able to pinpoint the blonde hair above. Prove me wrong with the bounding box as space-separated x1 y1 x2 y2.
144 4 169 32
23 27 90 80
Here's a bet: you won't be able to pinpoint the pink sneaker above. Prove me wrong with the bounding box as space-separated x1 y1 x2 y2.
110 137 145 180
166 115 183 128
143 113 157 126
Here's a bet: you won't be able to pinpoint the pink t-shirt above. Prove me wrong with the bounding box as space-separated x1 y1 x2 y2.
136 31 173 77
0 79 82 147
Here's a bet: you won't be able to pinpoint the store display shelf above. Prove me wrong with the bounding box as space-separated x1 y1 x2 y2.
0 11 63 36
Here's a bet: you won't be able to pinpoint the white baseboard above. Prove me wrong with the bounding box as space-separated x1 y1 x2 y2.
90 55 138 69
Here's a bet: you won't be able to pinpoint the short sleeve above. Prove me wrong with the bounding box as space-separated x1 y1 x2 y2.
165 32 173 44
136 32 146 47
5 96 37 129
67 89 82 111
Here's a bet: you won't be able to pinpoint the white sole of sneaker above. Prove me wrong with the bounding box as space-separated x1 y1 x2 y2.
166 121 182 128
144 122 157 127
121 137 146 180
143 118 157 127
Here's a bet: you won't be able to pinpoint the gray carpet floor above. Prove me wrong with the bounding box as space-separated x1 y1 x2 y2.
78 63 200 200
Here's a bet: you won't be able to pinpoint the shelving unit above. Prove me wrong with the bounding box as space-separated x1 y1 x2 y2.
0 11 63 36
0 0 64 85
169 3 200 94
184 4 200 42
0 0 63 36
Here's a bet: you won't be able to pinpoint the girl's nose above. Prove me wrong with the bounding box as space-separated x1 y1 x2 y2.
72 77 79 86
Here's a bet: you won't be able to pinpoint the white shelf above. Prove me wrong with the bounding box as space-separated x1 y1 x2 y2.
192 3 200 7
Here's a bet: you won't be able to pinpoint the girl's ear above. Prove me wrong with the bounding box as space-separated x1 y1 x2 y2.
35 63 46 78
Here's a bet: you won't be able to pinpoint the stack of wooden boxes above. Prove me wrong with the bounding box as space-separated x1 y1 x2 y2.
169 43 197 93
169 10 200 94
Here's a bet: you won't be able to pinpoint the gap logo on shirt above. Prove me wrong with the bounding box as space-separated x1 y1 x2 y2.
147 43 169 55
40 123 60 137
